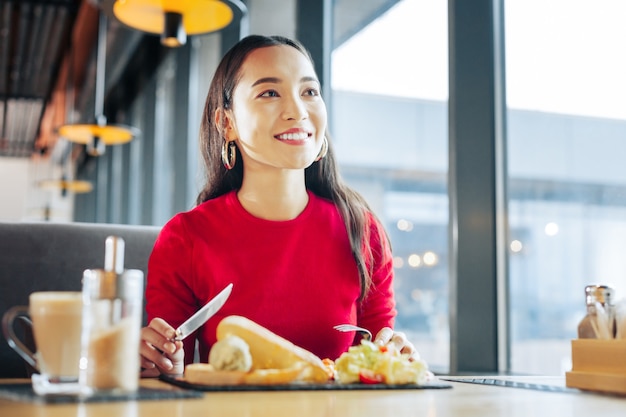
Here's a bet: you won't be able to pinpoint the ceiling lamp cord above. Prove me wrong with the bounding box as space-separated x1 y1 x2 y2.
57 6 140 157
91 10 109 156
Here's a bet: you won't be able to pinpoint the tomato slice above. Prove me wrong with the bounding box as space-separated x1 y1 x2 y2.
359 369 384 384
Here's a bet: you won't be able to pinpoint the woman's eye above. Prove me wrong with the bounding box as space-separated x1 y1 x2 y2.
260 90 279 98
303 88 320 97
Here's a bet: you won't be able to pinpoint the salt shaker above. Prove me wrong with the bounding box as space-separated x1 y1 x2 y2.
80 236 144 394
577 284 615 339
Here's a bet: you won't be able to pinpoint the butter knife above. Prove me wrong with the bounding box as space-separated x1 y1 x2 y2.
173 283 233 341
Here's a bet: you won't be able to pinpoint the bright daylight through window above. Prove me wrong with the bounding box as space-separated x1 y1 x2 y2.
505 0 626 374
332 0 626 375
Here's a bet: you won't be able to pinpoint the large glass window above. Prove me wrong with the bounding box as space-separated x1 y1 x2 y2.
505 0 626 374
331 0 449 370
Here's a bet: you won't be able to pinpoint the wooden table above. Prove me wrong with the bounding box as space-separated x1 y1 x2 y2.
0 376 624 417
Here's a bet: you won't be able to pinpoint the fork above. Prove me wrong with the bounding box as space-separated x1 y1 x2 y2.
333 324 372 341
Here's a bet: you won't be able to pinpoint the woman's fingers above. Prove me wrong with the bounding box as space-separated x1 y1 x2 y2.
373 327 421 360
148 317 178 341
396 339 420 360
143 318 178 352
389 331 409 351
373 327 394 345
140 337 174 371
139 318 185 376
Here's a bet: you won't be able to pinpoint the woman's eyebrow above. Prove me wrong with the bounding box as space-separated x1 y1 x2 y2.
252 77 280 87
301 76 319 84
251 76 319 87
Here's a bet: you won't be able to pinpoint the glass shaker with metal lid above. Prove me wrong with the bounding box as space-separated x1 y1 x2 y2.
577 284 615 339
79 236 144 394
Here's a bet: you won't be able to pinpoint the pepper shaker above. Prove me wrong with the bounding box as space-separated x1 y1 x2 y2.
577 284 615 339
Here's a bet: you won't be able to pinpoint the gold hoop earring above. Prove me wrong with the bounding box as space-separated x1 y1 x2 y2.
315 136 328 162
221 141 237 170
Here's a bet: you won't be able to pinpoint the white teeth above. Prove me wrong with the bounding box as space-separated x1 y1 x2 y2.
276 132 309 140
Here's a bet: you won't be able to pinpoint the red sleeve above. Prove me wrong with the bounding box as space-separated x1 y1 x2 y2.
145 214 199 363
356 213 397 338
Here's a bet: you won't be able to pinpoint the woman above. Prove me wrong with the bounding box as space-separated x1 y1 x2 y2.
140 35 416 377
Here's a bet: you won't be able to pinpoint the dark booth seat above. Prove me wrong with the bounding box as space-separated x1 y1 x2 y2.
0 221 161 378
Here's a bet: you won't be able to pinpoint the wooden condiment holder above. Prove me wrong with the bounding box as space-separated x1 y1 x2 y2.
565 339 626 394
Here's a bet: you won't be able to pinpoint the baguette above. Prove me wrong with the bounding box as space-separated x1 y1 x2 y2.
185 362 307 385
216 315 330 383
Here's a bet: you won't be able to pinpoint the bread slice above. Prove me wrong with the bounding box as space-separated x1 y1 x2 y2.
185 363 247 385
216 315 329 383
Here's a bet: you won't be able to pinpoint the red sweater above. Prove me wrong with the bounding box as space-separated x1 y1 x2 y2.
146 190 396 363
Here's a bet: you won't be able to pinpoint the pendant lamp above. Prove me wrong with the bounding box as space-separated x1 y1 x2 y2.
39 177 94 196
29 205 62 222
35 144 94 197
111 0 245 47
57 11 139 157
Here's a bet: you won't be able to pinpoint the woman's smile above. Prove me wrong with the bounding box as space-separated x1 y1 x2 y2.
274 128 312 143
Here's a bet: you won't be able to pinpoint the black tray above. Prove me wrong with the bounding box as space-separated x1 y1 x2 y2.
159 374 452 391
0 382 203 404
439 377 578 393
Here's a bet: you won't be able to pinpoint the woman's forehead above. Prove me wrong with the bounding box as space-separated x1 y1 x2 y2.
239 45 317 82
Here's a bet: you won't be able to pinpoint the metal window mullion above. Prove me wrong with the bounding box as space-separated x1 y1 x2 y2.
173 44 191 214
141 79 156 226
448 0 509 374
296 0 333 104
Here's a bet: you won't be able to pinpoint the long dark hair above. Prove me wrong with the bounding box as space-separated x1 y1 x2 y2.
197 34 384 300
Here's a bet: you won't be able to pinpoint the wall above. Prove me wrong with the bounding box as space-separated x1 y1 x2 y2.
0 158 29 221
248 0 296 37
0 156 74 222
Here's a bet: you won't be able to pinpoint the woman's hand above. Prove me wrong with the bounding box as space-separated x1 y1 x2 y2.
140 318 185 377
373 327 420 360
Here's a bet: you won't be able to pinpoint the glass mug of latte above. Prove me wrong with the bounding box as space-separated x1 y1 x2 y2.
2 291 83 394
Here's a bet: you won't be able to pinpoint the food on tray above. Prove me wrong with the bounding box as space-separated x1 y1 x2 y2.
334 340 431 385
185 363 246 385
183 315 330 385
184 362 309 385
216 315 330 382
208 334 252 371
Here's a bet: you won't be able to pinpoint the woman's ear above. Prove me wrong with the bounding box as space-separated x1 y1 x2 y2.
214 108 237 140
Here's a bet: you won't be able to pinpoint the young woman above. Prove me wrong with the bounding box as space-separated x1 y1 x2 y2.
139 35 416 377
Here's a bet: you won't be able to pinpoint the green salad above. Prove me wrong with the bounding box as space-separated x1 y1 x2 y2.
334 340 431 385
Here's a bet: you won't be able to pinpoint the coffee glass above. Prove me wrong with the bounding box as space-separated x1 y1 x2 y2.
2 291 83 394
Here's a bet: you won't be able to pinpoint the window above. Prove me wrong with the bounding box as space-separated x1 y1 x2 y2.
505 0 626 374
331 0 449 370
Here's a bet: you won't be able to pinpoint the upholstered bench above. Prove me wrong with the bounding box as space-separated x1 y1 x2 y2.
0 221 160 378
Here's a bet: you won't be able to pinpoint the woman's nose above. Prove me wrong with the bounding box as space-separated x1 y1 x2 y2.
282 95 308 120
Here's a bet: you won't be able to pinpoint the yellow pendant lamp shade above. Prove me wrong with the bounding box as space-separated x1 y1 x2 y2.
58 122 139 156
113 0 234 47
38 179 94 194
